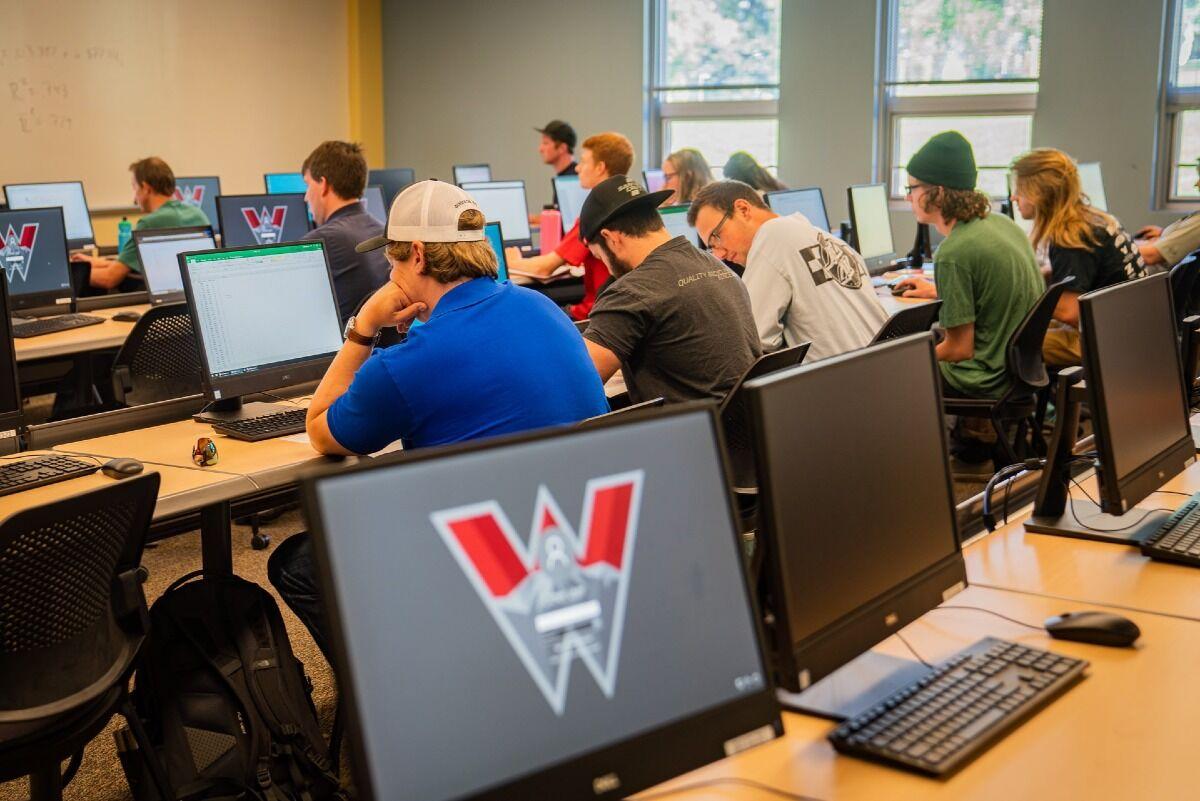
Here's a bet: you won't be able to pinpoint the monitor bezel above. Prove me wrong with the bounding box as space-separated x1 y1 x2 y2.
368 168 416 206
133 225 216 306
459 180 531 247
299 401 783 801
263 171 306 194
846 183 895 275
214 193 312 248
552 173 586 233
453 163 493 185
172 176 223 234
0 206 76 312
0 260 26 438
3 180 95 250
178 239 341 402
765 187 830 233
1080 273 1195 514
643 168 666 194
484 220 508 282
746 333 967 693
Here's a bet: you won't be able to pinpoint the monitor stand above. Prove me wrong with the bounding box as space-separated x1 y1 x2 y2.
776 650 933 722
1023 367 1169 546
192 396 294 424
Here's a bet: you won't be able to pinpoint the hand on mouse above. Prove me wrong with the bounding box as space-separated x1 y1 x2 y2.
1135 225 1162 242
898 276 937 299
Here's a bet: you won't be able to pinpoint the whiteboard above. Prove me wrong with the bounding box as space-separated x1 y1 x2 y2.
0 0 350 208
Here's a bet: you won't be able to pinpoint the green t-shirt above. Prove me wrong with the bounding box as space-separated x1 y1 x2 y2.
935 213 1044 398
115 199 211 274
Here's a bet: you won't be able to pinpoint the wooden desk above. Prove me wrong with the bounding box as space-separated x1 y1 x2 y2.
14 303 149 362
641 585 1198 800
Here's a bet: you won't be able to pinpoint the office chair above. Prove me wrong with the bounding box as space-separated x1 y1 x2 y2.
943 277 1074 472
0 474 171 801
110 303 203 406
1180 315 1200 409
1169 254 1200 330
870 300 943 344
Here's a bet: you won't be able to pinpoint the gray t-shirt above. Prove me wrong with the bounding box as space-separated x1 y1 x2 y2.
584 236 761 403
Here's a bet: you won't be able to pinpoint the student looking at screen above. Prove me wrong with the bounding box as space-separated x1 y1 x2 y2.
722 151 786 196
1138 157 1200 269
506 132 635 320
689 180 887 361
1011 148 1146 366
271 180 608 658
71 157 209 290
300 140 390 324
662 148 714 205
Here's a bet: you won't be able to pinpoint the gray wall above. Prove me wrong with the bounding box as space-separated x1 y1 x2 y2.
381 0 643 212
382 0 1183 239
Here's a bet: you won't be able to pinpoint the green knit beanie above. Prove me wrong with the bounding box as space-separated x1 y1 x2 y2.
906 131 977 190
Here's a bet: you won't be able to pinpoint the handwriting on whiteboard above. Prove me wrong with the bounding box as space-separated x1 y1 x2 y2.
0 44 123 136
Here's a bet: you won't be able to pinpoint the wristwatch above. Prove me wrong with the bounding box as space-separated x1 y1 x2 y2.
343 316 378 347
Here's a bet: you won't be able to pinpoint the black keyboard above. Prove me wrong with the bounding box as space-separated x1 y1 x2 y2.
12 313 104 338
829 637 1086 777
1141 491 1200 566
0 455 100 497
211 408 308 442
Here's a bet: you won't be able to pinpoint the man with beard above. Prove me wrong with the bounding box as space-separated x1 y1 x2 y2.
688 180 887 361
579 175 760 403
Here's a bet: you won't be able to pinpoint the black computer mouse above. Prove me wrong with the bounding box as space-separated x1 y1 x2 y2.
101 457 145 479
1044 611 1141 648
890 281 914 297
112 311 142 323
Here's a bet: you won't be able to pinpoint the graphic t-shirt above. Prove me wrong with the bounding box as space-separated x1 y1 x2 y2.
1048 218 1146 297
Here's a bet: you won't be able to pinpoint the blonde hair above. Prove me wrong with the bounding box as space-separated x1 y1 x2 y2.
666 148 714 203
385 208 497 283
1012 148 1112 251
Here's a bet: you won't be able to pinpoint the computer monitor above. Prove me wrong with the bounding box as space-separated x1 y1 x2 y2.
3 181 95 249
0 207 75 312
745 334 965 717
453 163 492 185
643 168 666 194
133 226 216 305
363 185 387 224
301 404 781 801
1077 161 1108 212
766 187 830 233
179 240 343 410
483 221 509 282
0 269 24 448
553 174 589 233
1027 273 1194 544
264 172 307 194
658 204 702 249
846 183 895 274
368 168 416 206
459 180 532 247
216 193 311 248
172 176 222 234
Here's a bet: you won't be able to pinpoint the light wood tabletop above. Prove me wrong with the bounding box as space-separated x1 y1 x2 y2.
14 303 150 362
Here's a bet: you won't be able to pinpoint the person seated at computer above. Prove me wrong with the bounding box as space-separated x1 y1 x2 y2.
1011 148 1147 366
662 148 714 205
506 132 635 320
722 151 786 197
70 157 209 291
272 180 608 659
536 119 578 177
894 132 1043 461
580 175 761 403
688 180 887 361
1137 158 1200 269
300 140 391 325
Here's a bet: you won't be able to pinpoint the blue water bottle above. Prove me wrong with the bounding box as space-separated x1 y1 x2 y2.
117 216 132 251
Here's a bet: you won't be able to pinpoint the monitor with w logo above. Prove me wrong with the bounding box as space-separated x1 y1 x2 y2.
0 207 74 311
215 192 310 248
173 176 222 234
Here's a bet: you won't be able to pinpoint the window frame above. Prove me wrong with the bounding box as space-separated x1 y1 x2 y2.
1156 0 1200 208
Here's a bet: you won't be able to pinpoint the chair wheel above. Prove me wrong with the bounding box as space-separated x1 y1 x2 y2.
136 565 150 584
251 533 271 550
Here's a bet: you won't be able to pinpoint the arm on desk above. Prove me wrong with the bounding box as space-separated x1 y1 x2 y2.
506 247 566 277
72 254 131 290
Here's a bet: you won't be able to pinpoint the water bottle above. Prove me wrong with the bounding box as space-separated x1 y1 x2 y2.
540 208 562 253
117 216 132 251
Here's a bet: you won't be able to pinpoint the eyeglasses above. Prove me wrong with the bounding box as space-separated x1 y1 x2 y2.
706 210 733 250
663 171 678 181
904 183 924 197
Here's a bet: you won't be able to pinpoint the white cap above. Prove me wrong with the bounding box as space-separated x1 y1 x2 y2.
356 180 485 252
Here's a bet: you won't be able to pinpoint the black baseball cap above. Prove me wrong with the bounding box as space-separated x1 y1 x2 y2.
579 175 673 243
534 120 577 150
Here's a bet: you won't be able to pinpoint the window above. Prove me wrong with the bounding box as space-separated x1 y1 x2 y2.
648 0 782 175
1160 0 1200 201
882 0 1044 198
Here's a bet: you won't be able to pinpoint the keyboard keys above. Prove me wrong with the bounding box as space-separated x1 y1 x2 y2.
1142 492 1200 566
211 408 308 442
0 455 100 497
11 313 104 338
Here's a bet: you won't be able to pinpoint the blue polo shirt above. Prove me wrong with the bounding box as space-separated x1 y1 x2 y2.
326 278 609 453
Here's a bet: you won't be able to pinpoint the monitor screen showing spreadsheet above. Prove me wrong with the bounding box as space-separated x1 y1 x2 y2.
460 181 531 244
216 193 311 248
134 226 216 305
484 222 509 282
363 186 387 224
172 176 222 234
659 204 702 248
553 175 589 232
847 183 895 272
0 207 73 310
766 188 830 233
180 241 342 400
4 181 94 247
1077 162 1108 212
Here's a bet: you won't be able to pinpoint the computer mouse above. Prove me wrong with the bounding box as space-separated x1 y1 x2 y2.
890 281 914 296
101 457 145 479
112 311 142 323
1044 611 1141 648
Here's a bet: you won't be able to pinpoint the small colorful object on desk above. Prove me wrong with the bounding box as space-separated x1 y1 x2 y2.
192 436 219 467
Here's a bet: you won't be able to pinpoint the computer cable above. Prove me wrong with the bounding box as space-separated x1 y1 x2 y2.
634 777 826 801
981 458 1043 531
894 631 933 669
928 605 1044 632
1067 477 1174 533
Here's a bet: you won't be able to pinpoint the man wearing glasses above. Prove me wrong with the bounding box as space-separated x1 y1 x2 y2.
579 175 760 403
688 180 887 361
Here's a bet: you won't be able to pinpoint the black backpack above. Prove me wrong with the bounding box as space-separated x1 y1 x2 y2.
117 570 345 801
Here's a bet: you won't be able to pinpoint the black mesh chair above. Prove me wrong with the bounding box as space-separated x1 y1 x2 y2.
1169 254 1200 330
110 303 203 406
0 474 171 800
870 300 943 344
943 277 1074 470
